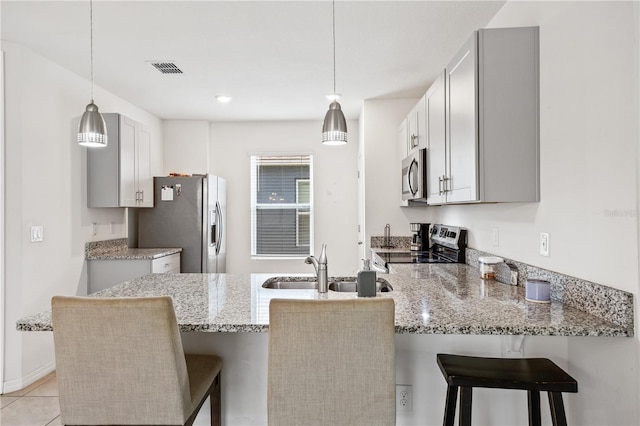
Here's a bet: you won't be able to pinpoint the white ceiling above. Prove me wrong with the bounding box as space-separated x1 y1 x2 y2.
1 0 505 121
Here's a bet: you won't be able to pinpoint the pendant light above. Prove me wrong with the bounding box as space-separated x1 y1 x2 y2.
78 0 107 147
321 0 347 145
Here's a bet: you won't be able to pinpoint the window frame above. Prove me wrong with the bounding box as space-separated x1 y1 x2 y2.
250 154 314 259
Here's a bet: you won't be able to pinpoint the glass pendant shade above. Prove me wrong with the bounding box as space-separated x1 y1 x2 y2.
321 101 347 145
78 102 108 147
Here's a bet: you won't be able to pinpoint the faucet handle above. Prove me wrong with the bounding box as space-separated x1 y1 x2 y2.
318 244 327 264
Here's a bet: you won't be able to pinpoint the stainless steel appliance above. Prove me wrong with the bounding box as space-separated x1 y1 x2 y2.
410 222 430 251
374 224 467 269
138 174 226 273
401 148 427 201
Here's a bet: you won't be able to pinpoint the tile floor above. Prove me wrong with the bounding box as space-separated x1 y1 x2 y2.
0 372 61 425
0 372 212 425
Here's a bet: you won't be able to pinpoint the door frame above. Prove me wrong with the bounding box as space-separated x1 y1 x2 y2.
1 50 6 392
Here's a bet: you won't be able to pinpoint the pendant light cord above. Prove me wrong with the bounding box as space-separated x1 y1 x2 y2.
90 0 94 103
332 0 336 96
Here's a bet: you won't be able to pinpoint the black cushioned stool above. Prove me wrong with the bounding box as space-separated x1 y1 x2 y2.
437 353 578 426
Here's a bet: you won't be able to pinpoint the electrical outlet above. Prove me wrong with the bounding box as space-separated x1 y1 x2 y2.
540 232 549 257
396 385 413 412
92 222 97 236
492 227 499 246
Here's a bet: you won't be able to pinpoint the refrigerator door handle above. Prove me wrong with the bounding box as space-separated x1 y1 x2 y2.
209 209 217 247
215 201 223 255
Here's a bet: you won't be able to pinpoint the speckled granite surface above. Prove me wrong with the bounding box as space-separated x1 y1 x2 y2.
465 248 634 329
16 263 633 336
85 238 182 260
370 236 412 249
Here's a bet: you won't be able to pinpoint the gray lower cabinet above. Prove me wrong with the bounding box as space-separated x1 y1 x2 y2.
428 26 540 205
88 253 180 293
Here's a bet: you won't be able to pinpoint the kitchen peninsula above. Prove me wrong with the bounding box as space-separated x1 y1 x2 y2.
16 263 634 425
18 263 632 336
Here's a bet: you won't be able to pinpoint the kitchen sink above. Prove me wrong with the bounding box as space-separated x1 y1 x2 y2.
261 276 393 292
329 278 393 293
261 279 318 290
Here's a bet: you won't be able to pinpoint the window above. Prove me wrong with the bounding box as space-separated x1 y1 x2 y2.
250 155 313 258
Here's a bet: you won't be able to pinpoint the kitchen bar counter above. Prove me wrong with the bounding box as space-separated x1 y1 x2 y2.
85 238 181 260
86 247 182 260
16 263 633 337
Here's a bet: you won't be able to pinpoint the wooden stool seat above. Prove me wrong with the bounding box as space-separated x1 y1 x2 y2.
437 353 578 426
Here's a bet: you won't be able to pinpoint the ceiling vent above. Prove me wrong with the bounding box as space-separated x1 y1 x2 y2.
150 62 183 74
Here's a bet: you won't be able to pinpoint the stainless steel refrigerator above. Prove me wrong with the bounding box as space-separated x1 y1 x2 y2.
138 174 226 273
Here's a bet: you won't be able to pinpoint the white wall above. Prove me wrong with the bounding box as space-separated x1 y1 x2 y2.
208 120 360 275
162 120 210 175
2 41 163 391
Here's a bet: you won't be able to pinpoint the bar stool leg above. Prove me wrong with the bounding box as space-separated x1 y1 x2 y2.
527 390 541 426
459 386 472 426
443 385 458 426
548 392 568 426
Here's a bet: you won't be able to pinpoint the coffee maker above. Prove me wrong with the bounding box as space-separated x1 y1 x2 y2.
410 223 430 251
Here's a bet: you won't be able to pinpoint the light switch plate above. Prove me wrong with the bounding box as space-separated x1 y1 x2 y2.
30 226 44 242
540 233 549 256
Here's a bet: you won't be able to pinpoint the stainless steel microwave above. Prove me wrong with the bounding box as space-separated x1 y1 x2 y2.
401 148 427 201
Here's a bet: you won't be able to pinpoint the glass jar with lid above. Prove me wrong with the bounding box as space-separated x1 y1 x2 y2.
478 256 504 280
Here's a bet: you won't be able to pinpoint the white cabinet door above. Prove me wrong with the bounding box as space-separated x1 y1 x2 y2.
136 124 153 207
119 115 138 207
151 253 180 273
426 71 446 205
397 119 409 206
446 33 478 203
407 95 426 154
397 118 408 161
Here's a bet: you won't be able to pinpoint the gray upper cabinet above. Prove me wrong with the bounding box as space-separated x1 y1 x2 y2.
407 95 427 154
425 71 446 205
427 26 540 205
87 113 154 208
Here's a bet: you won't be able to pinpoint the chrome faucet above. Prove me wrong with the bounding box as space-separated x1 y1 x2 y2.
305 244 328 293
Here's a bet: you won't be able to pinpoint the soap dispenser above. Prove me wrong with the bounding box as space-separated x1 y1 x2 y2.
357 259 377 297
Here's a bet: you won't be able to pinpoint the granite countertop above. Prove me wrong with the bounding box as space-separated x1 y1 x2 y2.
85 238 182 260
16 263 633 337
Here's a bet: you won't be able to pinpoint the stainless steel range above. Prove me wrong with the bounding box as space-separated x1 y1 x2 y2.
373 224 467 270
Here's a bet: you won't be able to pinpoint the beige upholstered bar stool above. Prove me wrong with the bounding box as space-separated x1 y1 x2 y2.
268 298 396 426
51 296 222 426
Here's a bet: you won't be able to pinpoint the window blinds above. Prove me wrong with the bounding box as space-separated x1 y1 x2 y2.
250 155 313 257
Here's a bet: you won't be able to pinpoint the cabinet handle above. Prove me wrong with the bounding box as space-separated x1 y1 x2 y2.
410 134 418 148
442 175 450 194
140 190 144 202
135 190 139 201
438 176 443 196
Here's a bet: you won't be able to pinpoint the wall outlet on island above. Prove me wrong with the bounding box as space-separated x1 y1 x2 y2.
396 384 412 412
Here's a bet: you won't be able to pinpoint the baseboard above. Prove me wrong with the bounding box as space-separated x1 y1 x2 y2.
2 361 56 394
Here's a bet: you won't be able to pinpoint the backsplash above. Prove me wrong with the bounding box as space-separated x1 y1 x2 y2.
370 236 412 249
85 238 128 258
467 248 634 329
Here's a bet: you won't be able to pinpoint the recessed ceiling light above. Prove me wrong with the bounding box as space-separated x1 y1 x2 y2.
215 95 232 103
325 93 341 101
